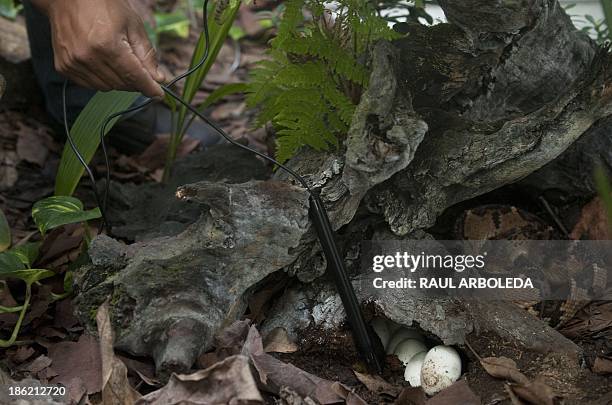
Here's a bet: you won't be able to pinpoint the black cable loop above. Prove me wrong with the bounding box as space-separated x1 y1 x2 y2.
61 81 110 228
60 1 382 374
62 0 312 232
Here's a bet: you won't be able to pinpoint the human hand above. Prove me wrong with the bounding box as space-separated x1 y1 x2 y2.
32 0 166 98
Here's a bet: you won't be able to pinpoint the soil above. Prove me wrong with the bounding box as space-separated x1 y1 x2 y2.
274 322 612 404
277 325 410 403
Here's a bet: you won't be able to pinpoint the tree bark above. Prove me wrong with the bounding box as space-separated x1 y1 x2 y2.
76 0 611 379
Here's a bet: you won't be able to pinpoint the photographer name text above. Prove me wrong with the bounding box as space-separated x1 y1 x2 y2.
370 252 534 290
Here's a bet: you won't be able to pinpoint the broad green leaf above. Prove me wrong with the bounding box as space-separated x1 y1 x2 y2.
32 196 101 235
0 269 55 285
63 271 74 294
11 242 40 268
0 0 21 19
229 26 246 41
176 2 241 134
189 0 206 10
200 82 248 110
258 19 274 29
55 91 139 196
0 208 10 253
155 11 191 38
0 251 25 271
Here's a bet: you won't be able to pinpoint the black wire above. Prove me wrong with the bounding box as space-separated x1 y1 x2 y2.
162 86 311 191
61 81 111 228
60 1 381 374
62 0 312 232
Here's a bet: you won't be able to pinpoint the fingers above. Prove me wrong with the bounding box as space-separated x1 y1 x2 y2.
54 53 112 92
54 40 164 98
114 39 165 98
50 12 165 97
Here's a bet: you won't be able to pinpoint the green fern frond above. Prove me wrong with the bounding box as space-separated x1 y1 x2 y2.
246 0 400 164
321 86 355 125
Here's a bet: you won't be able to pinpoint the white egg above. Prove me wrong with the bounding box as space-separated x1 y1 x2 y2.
404 351 427 386
386 328 424 354
420 345 462 395
394 339 427 365
371 318 390 349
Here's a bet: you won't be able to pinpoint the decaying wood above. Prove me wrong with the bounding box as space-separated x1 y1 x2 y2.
76 0 611 378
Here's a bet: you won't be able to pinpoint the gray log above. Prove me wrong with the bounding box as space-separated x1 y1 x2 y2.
75 0 609 379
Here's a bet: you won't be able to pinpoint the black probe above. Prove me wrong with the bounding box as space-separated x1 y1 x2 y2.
61 0 384 374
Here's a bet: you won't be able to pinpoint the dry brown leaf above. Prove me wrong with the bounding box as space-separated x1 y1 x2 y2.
263 327 298 354
136 134 200 173
0 149 18 191
211 101 246 121
354 371 401 397
394 387 426 405
330 381 371 405
215 319 251 349
505 383 526 405
38 326 67 339
509 376 556 405
37 366 59 381
559 300 612 339
138 355 263 404
196 320 251 371
117 355 159 387
570 196 611 240
480 356 530 384
592 356 612 374
17 355 52 374
48 334 102 396
53 299 80 331
196 351 223 370
64 377 88 404
37 224 85 266
16 126 48 166
23 285 54 327
8 345 35 363
427 380 480 405
0 281 19 330
242 326 368 405
238 8 266 37
97 300 142 405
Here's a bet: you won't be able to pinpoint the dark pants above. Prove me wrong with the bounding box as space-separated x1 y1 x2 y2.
23 1 95 126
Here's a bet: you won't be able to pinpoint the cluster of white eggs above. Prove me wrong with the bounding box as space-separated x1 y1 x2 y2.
371 318 462 395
